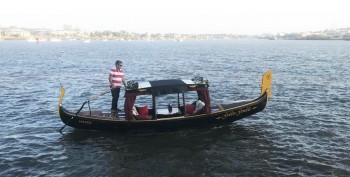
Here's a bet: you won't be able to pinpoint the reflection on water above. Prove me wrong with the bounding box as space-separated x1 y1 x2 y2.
58 124 271 176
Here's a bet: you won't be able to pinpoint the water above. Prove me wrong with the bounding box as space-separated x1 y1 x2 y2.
0 40 349 176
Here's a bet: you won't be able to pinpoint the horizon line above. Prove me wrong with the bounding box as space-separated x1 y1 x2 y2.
1 25 350 36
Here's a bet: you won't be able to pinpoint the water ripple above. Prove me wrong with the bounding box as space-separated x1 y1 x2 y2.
0 40 349 176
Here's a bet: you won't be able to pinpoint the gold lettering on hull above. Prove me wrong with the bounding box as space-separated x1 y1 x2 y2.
216 106 255 120
79 120 92 124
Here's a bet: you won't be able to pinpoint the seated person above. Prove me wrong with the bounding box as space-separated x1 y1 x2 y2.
193 99 205 114
179 99 205 116
132 105 151 120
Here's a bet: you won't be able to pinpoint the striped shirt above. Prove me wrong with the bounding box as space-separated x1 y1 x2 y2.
110 67 124 88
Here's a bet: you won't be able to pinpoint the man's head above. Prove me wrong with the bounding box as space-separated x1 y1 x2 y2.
115 60 123 68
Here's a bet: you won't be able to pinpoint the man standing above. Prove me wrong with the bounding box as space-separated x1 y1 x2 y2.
109 60 126 114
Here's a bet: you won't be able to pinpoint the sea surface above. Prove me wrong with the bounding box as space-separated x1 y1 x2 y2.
0 40 349 176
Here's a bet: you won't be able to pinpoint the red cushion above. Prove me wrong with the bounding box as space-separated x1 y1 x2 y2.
136 106 148 117
185 104 195 114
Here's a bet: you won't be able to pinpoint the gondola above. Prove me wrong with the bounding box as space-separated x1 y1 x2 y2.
58 70 272 132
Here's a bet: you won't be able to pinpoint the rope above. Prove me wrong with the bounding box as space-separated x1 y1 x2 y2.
59 101 87 133
59 88 111 133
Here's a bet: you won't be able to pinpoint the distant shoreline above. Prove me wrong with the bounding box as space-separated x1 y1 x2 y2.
1 26 350 41
1 38 350 41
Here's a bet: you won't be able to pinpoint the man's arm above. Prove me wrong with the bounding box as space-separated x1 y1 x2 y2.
122 78 127 87
109 74 115 88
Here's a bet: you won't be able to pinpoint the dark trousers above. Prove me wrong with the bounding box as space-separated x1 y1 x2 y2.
111 88 120 110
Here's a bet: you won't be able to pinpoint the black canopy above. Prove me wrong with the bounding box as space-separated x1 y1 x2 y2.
124 79 211 119
149 79 187 96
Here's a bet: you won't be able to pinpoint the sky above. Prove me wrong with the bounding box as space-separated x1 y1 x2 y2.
1 0 349 34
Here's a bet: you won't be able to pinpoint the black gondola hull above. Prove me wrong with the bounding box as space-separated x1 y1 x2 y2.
58 92 268 132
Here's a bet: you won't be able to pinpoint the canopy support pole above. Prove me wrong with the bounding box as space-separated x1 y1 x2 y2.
152 96 157 120
182 92 186 116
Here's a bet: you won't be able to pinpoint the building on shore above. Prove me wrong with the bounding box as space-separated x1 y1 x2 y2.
1 28 30 40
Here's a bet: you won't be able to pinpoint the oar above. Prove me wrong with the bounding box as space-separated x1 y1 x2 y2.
58 88 112 133
88 88 111 101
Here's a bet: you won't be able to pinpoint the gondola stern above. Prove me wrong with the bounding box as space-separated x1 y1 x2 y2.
260 70 273 101
58 86 65 118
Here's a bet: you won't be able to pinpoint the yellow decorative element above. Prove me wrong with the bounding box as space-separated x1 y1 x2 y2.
216 106 252 120
260 70 273 100
79 120 92 124
58 86 65 117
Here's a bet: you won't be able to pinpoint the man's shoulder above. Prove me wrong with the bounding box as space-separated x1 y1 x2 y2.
110 68 124 73
110 68 123 71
